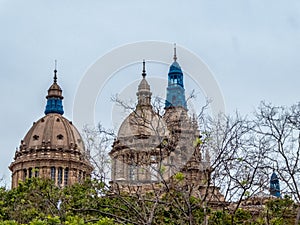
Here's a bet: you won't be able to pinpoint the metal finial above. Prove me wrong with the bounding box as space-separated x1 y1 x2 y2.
54 60 57 83
173 43 177 61
142 60 146 78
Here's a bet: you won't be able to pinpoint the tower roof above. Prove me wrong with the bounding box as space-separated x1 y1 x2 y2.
169 43 184 87
271 171 279 181
47 67 63 99
168 61 184 87
165 44 187 109
138 78 150 92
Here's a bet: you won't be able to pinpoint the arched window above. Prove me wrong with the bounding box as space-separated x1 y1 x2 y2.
28 168 32 178
51 167 56 181
23 169 27 181
64 168 69 186
58 167 63 186
129 164 136 181
34 167 39 177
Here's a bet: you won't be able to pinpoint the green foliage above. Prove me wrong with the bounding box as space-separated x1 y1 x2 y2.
208 210 231 225
174 172 184 181
240 180 248 186
208 208 252 225
0 178 299 225
93 217 115 225
262 196 297 225
244 191 250 197
0 178 60 224
193 137 202 147
159 165 166 174
233 208 252 224
0 221 19 225
64 216 85 225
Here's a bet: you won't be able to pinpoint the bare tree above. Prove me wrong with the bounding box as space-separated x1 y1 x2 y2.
199 112 268 222
99 93 219 224
253 101 300 224
81 123 115 183
81 92 300 224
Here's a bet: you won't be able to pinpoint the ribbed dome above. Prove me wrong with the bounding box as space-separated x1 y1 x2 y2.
10 68 93 189
113 61 169 151
20 113 85 153
138 77 150 92
118 109 168 139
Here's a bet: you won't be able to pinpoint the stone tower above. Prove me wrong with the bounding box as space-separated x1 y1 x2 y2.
163 46 211 187
110 61 169 191
109 51 224 201
9 68 93 188
109 51 224 203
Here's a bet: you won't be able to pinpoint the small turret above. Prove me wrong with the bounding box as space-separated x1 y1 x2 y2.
136 60 152 107
44 63 64 115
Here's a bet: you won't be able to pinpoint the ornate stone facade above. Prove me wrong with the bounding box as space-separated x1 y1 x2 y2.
110 61 169 185
9 69 93 188
109 55 224 203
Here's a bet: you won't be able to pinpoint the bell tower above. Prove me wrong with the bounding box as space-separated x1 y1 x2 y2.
165 44 187 110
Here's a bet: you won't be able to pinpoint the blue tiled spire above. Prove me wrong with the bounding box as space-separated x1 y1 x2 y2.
165 44 187 109
270 171 281 198
44 68 64 115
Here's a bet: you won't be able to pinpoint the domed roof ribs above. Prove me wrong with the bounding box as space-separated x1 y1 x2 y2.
61 117 73 150
43 115 52 146
44 62 64 115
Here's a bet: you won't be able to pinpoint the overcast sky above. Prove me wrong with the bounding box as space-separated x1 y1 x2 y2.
1 0 299 186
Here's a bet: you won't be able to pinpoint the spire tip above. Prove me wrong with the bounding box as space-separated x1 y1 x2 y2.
142 60 146 78
54 60 57 83
173 43 177 61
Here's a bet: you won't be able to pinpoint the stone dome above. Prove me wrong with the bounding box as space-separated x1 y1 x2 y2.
112 62 169 154
10 69 93 188
117 108 169 139
20 113 85 153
